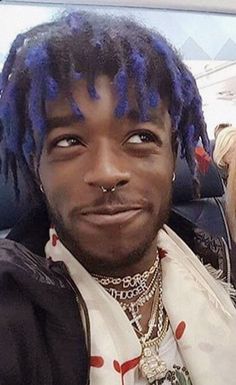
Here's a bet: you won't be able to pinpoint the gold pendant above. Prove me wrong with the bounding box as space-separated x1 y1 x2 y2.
139 346 168 384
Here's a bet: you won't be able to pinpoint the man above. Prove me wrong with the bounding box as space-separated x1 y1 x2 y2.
0 11 235 385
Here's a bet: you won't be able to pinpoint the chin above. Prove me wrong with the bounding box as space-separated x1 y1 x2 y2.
50 200 170 273
70 241 153 274
56 221 158 274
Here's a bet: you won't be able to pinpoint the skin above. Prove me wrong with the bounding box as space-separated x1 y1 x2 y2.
39 75 175 278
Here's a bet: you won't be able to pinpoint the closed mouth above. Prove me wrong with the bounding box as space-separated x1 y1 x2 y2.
80 205 143 226
81 205 143 215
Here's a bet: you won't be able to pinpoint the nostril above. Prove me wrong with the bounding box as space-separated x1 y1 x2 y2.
116 180 128 188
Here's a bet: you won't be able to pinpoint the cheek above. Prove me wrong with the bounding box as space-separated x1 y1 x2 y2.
147 160 174 210
126 162 172 224
38 157 83 212
151 169 173 203
136 152 174 193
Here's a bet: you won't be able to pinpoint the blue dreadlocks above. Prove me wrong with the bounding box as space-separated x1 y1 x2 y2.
0 11 209 200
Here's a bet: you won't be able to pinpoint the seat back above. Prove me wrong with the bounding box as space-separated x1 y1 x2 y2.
172 145 227 241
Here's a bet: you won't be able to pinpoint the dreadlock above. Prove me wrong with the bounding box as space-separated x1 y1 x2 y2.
0 10 209 201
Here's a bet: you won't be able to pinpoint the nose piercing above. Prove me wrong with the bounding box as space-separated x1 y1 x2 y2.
100 186 116 193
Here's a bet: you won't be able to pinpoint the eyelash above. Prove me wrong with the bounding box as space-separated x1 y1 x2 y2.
126 130 162 145
52 135 83 148
51 130 161 149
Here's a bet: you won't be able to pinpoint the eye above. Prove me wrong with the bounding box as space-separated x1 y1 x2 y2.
54 136 82 148
127 131 158 144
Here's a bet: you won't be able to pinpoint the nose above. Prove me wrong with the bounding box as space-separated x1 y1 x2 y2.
83 142 130 191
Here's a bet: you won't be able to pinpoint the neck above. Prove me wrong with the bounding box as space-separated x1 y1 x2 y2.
88 238 158 278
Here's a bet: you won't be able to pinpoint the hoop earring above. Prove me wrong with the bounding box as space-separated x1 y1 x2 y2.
40 184 44 193
172 172 176 182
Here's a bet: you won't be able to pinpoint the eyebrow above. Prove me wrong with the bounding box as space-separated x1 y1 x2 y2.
46 114 82 131
127 108 165 129
46 108 165 132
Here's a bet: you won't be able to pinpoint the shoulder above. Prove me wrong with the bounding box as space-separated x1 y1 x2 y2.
0 240 52 385
0 238 67 288
0 240 76 384
0 241 42 346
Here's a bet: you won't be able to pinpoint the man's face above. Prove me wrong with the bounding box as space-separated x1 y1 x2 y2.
39 76 175 272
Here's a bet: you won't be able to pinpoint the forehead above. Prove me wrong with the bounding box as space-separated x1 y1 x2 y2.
45 75 171 131
46 76 116 118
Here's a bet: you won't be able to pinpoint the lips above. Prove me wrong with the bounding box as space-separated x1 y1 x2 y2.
80 205 143 226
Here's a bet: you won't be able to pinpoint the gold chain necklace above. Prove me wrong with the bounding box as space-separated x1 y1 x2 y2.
94 252 160 333
93 250 168 383
138 266 169 384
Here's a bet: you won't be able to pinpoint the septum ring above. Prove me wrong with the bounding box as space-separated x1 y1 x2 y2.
100 186 116 193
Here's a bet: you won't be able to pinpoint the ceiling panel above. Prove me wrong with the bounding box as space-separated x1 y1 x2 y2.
3 0 236 14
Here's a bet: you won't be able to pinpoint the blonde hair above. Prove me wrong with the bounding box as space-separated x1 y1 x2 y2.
214 123 232 139
213 126 236 242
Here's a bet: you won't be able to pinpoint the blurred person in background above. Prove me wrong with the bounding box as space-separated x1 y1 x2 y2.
213 124 236 242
